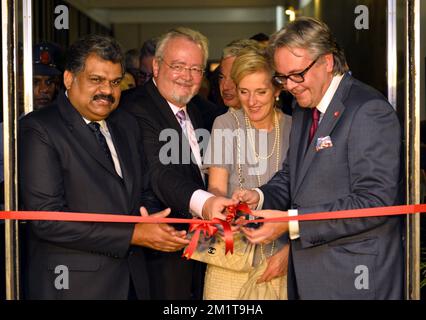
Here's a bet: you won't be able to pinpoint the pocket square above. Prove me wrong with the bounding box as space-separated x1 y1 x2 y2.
316 136 333 151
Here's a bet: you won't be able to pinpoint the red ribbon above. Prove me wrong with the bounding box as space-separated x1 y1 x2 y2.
1 204 426 260
225 202 252 222
220 217 234 255
3 204 424 224
182 220 218 260
182 217 234 259
182 203 254 259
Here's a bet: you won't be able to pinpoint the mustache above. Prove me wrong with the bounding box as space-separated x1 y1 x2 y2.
175 80 194 86
93 94 115 103
35 94 51 100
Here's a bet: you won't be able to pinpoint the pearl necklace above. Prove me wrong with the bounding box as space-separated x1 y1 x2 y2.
245 109 280 160
244 109 281 187
233 109 281 260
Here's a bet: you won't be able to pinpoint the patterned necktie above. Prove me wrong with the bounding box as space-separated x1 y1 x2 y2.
175 109 204 183
309 108 320 144
176 109 187 136
87 122 114 167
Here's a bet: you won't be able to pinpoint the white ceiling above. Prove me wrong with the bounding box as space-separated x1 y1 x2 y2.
66 0 300 27
77 0 291 9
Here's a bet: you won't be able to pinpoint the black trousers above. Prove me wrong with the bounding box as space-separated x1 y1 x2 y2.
144 249 205 300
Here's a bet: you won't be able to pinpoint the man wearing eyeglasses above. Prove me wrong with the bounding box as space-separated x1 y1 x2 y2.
122 27 236 300
234 17 404 299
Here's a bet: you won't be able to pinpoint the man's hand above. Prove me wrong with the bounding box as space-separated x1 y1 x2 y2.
232 189 260 209
241 210 289 244
257 243 289 283
202 196 238 220
131 207 190 252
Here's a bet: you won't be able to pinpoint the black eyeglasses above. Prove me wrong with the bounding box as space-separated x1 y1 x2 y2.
273 57 319 86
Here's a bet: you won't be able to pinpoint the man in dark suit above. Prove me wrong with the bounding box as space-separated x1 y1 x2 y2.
19 35 189 300
121 27 235 299
235 17 404 299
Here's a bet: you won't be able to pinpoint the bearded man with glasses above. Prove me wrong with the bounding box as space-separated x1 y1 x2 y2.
122 27 236 300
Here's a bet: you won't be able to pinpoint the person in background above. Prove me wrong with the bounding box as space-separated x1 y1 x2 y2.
218 39 260 110
33 42 63 110
250 32 270 47
125 48 142 87
139 38 157 86
120 72 137 91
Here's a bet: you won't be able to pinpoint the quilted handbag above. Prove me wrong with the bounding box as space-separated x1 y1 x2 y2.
190 233 255 272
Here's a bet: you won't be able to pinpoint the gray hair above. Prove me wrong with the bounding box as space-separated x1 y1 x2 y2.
222 39 260 60
65 34 124 74
155 27 209 66
269 17 348 75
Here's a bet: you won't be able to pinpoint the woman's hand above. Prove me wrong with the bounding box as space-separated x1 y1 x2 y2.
257 243 289 283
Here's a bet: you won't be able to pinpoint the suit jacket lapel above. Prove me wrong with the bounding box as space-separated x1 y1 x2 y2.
57 91 120 177
186 102 202 130
146 82 194 164
293 76 350 197
147 83 205 185
146 81 183 134
106 119 134 195
186 102 205 184
288 107 310 197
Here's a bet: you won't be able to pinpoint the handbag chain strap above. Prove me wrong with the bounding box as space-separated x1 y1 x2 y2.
230 110 245 190
230 110 276 260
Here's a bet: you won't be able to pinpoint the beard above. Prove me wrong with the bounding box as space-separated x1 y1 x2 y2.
171 88 197 106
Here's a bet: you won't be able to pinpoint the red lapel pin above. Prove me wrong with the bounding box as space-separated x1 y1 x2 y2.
334 111 340 117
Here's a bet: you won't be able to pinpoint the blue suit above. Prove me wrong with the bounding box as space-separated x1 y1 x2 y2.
260 74 404 299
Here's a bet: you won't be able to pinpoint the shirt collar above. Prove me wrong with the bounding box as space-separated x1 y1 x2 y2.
315 74 344 114
82 117 107 130
66 91 108 129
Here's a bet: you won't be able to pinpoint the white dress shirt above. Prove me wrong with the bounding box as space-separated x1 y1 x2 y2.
65 90 123 178
82 117 123 178
166 101 212 217
151 80 212 218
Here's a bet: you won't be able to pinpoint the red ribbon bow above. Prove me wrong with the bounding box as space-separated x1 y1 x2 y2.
182 203 252 259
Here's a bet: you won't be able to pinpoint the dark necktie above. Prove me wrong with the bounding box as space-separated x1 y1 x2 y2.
309 108 320 144
87 122 114 167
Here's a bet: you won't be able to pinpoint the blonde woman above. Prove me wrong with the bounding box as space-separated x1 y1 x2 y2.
202 47 292 300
